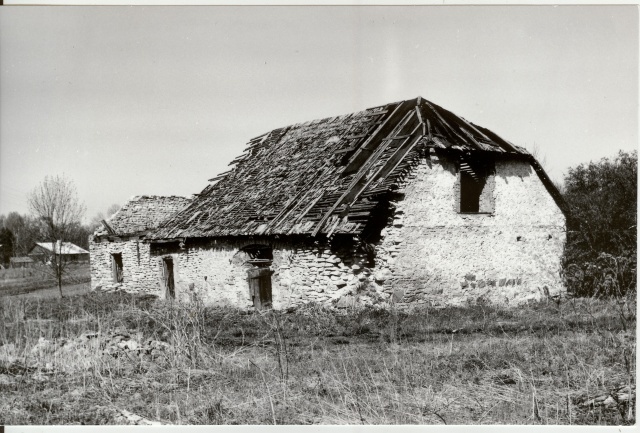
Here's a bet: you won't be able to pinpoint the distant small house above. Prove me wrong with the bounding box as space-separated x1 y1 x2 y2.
10 256 34 268
28 241 90 263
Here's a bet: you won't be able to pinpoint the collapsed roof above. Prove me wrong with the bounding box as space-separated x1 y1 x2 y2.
95 195 191 237
150 97 564 240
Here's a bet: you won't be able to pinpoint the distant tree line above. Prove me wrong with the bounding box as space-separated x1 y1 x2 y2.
562 150 637 297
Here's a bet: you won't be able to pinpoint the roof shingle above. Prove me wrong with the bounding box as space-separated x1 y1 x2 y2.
95 195 191 237
150 97 539 239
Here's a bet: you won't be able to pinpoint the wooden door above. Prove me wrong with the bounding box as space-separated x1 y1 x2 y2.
247 267 273 309
163 257 175 299
111 253 123 283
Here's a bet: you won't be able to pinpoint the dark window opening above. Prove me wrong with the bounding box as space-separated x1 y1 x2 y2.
460 171 486 213
163 257 175 299
111 253 123 283
458 157 494 214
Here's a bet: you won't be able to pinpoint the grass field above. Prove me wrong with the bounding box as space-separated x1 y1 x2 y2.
0 290 635 425
0 263 90 297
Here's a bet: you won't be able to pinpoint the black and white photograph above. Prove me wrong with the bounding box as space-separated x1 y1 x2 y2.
0 2 637 427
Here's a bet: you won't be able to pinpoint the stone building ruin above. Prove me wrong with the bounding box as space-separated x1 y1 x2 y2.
90 195 191 294
90 97 568 308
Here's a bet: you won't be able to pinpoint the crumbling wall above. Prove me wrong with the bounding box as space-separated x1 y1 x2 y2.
89 237 160 294
146 237 382 309
374 151 566 306
90 153 565 309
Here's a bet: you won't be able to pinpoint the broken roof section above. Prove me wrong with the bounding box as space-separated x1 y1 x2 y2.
95 195 192 237
151 97 559 240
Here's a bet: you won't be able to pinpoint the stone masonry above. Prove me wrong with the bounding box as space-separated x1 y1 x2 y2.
90 238 160 294
89 98 568 309
109 151 566 309
90 195 191 294
373 151 566 306
146 237 375 308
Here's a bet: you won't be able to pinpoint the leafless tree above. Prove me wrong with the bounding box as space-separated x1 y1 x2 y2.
28 175 86 298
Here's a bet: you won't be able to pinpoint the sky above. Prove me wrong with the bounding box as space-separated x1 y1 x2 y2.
0 5 637 223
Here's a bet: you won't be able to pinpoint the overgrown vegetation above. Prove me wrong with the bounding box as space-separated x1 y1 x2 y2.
562 150 637 298
0 292 634 425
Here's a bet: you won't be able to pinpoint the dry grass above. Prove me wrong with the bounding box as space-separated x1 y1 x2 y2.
0 263 90 296
0 291 635 425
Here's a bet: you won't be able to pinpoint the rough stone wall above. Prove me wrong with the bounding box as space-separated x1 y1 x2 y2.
90 152 566 309
374 151 566 306
90 237 161 294
146 237 383 309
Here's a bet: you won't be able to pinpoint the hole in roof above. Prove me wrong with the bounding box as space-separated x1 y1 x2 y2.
325 136 341 146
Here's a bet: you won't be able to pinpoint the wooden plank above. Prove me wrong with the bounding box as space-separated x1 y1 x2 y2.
422 101 469 146
388 134 411 140
228 155 247 165
208 170 233 182
346 122 424 206
262 163 332 234
340 100 412 176
101 220 116 235
361 110 388 117
312 99 421 236
335 147 356 154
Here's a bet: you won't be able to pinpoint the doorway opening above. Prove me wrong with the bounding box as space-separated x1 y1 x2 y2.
111 253 123 283
162 257 175 300
239 244 273 310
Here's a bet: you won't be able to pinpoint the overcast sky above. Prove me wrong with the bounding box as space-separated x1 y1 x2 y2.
0 5 637 222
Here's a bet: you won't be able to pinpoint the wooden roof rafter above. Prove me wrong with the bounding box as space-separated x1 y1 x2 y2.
311 100 426 236
149 96 556 240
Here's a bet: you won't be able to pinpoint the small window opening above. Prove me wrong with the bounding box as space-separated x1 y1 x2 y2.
111 253 123 283
458 157 494 213
460 171 485 212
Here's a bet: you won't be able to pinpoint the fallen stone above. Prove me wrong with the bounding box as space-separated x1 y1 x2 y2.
117 340 139 351
392 289 404 303
116 409 163 426
0 374 16 385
